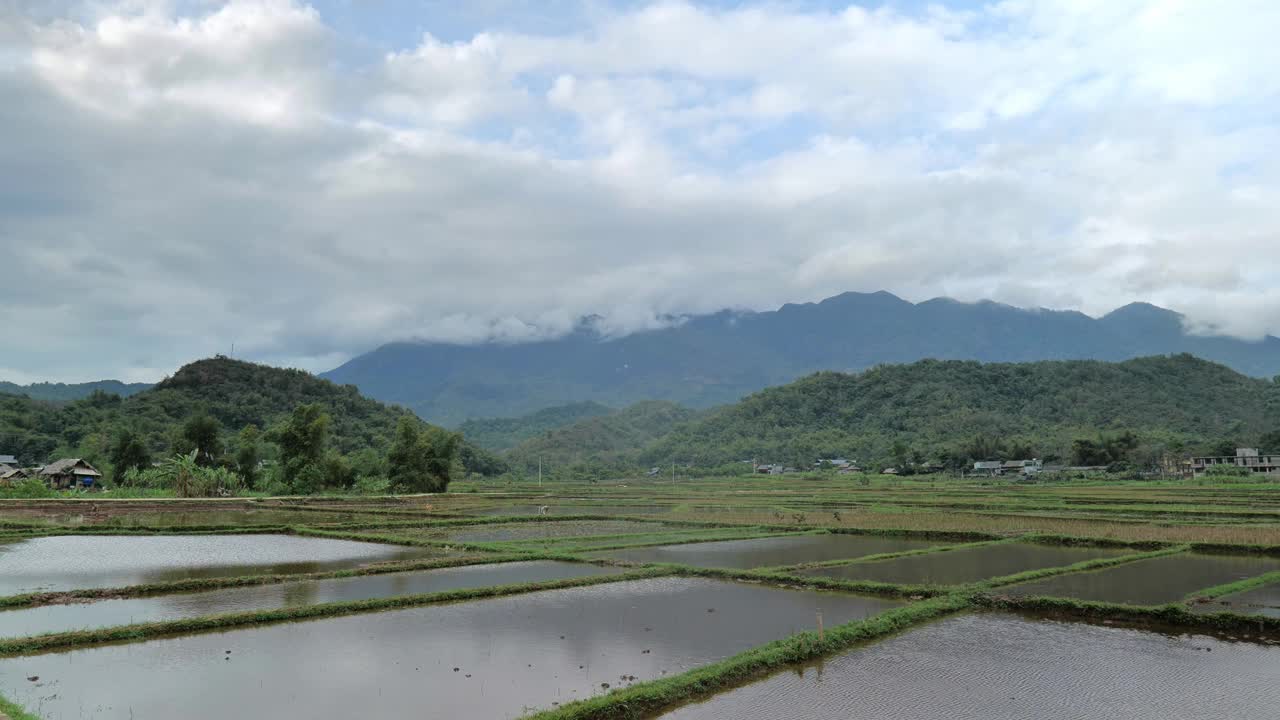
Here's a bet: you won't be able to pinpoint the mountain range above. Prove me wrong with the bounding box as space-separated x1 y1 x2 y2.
323 291 1280 425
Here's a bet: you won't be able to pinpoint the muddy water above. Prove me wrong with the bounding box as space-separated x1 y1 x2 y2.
800 542 1132 586
587 534 951 569
1004 552 1280 605
1191 582 1280 618
0 577 902 720
661 613 1280 720
0 561 621 638
0 535 444 595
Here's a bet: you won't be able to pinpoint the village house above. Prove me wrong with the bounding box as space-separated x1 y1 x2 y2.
0 454 18 469
973 459 1041 477
0 466 30 484
1189 448 1280 478
39 458 103 490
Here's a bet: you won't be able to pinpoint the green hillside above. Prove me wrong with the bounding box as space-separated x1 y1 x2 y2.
457 401 614 451
0 380 152 402
506 400 700 474
638 355 1280 470
0 357 505 486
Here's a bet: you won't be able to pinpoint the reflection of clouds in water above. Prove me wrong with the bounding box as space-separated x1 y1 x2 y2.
0 576 900 719
0 534 439 595
0 561 622 638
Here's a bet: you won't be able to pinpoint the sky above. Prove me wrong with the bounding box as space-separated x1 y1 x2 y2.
1 0 1279 383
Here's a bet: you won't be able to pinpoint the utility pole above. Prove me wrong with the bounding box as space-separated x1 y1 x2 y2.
538 456 543 488
671 460 675 484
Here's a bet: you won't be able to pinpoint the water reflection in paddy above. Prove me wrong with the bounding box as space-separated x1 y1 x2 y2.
587 534 951 569
0 561 620 638
0 535 444 595
800 542 1132 586
0 577 902 720
1004 552 1280 605
661 613 1280 720
1191 581 1280 618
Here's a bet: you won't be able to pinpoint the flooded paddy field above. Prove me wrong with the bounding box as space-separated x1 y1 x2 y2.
1003 552 1280 605
5 476 1280 718
0 577 901 719
1191 581 1280 618
0 561 620 638
586 533 954 569
0 535 444 596
660 613 1280 720
798 542 1134 586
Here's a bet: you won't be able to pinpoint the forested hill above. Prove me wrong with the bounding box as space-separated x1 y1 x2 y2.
323 291 1280 425
457 401 614 451
505 401 701 473
0 357 504 478
637 355 1280 470
0 380 152 402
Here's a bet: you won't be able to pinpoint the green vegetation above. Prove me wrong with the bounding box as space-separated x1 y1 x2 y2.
506 400 700 478
457 401 614 451
0 692 40 720
639 355 1280 470
0 356 506 495
0 379 151 402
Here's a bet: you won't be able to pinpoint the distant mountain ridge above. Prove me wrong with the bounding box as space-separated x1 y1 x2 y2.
0 380 153 402
323 291 1280 425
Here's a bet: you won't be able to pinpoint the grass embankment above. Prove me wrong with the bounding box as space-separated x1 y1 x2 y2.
1186 570 1280 602
525 595 968 720
977 545 1190 590
0 567 667 655
0 693 40 720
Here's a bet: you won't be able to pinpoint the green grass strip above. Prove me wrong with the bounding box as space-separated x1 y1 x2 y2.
975 544 1190 591
0 692 41 720
1184 570 1280 602
525 595 968 720
0 568 669 656
0 553 528 610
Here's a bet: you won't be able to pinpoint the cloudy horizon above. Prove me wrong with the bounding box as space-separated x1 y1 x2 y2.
3 0 1279 384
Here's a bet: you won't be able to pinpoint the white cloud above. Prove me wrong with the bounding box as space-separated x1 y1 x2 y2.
0 0 1279 383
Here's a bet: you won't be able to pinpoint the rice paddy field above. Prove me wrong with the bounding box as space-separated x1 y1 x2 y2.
1 473 1279 719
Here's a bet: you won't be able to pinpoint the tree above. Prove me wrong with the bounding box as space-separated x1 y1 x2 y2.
108 428 151 482
174 413 222 466
890 439 909 470
1257 430 1280 453
234 425 261 488
388 416 459 493
276 404 330 494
